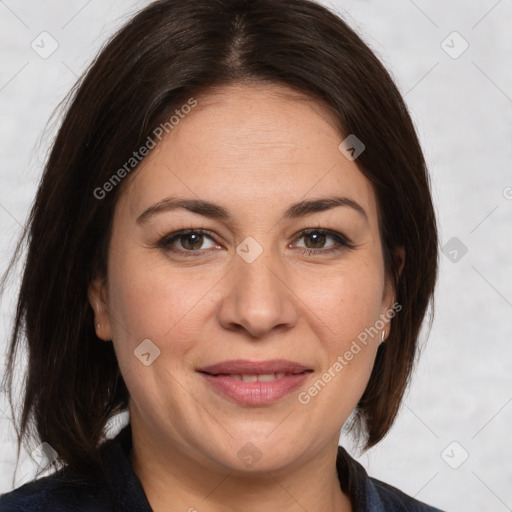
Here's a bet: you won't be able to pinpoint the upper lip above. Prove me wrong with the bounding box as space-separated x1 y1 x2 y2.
197 359 312 375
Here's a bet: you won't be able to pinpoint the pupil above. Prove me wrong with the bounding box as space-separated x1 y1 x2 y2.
307 233 325 248
183 233 202 250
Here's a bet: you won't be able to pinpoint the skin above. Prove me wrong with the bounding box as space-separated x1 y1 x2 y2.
89 82 404 512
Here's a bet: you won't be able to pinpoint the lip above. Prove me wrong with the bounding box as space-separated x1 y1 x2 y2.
197 359 312 375
197 359 313 405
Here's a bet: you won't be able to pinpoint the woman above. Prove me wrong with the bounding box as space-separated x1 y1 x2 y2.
0 0 442 510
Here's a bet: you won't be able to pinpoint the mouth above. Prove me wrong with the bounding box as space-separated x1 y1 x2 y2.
202 371 309 382
197 358 313 375
196 359 313 405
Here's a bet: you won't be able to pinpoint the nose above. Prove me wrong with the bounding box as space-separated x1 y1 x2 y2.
217 248 298 338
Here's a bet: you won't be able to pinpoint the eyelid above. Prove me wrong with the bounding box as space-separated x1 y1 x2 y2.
157 228 219 251
291 228 354 250
156 227 355 257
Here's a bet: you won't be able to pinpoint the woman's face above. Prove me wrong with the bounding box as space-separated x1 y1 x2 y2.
89 82 398 473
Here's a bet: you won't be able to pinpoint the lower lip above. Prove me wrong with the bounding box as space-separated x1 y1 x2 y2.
199 372 311 405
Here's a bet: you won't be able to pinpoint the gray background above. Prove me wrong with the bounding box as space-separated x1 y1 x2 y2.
1 1 511 510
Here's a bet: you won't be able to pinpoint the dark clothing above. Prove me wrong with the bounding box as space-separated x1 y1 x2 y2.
0 424 444 511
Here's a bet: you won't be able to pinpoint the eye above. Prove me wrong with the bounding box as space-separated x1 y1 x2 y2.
157 227 354 258
292 228 354 255
158 229 220 257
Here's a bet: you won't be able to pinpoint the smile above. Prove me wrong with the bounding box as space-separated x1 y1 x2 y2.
198 370 312 405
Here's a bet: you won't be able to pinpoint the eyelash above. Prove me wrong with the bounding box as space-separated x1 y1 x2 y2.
156 228 355 258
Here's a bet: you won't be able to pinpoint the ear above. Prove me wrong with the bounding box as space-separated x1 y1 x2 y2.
381 246 405 322
88 275 113 341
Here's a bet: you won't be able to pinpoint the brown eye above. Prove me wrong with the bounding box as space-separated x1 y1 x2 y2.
293 229 355 256
158 229 219 257
179 232 205 250
303 231 328 249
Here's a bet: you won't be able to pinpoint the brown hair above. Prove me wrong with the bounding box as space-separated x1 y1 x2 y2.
1 0 438 477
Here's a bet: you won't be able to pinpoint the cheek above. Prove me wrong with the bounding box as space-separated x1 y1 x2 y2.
304 262 385 347
106 245 214 354
300 271 382 419
298 261 383 405
106 254 208 421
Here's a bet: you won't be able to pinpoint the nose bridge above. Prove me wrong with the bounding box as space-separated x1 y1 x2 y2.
238 244 282 300
218 238 297 337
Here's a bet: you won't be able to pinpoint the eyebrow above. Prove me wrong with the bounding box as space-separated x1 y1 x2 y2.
136 195 368 225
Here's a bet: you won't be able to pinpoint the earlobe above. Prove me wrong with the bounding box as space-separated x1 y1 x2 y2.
88 276 112 341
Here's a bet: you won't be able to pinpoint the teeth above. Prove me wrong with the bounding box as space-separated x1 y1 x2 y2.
230 372 287 382
258 372 286 381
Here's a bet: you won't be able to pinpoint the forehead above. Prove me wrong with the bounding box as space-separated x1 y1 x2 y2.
119 82 378 228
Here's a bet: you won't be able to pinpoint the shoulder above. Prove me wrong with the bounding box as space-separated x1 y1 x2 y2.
368 476 445 511
0 424 148 512
0 468 112 512
335 445 445 511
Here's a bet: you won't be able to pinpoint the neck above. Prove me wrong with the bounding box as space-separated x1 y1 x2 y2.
129 422 353 512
